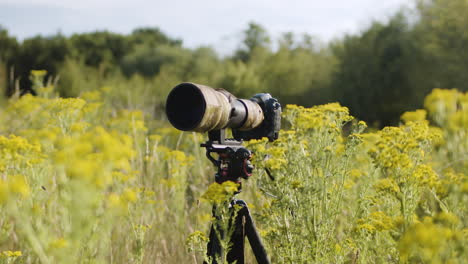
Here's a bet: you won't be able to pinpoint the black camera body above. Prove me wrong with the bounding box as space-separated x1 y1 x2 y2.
233 93 282 142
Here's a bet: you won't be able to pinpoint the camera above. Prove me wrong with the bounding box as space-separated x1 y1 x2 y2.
165 82 281 142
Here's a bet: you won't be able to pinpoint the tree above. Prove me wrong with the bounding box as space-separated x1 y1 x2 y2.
259 33 337 106
13 34 70 94
0 27 19 96
331 14 421 126
182 46 222 84
70 31 130 68
129 27 182 47
0 27 18 63
414 0 468 91
234 22 271 62
120 44 191 78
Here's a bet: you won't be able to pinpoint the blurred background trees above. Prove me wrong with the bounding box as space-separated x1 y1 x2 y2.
1 0 467 126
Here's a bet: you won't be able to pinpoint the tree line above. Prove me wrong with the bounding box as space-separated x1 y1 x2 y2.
1 0 467 126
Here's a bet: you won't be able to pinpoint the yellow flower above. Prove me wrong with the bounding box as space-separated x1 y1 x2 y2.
108 193 122 208
413 164 439 188
49 238 69 249
31 69 47 77
357 223 376 233
80 90 101 101
122 188 138 203
357 211 394 233
399 218 454 262
401 109 427 123
368 211 394 231
186 230 209 252
434 212 459 227
9 175 30 198
374 178 400 196
1 250 23 257
201 181 239 204
349 169 364 180
424 88 465 127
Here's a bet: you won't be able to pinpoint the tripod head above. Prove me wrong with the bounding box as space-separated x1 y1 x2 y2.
201 130 254 190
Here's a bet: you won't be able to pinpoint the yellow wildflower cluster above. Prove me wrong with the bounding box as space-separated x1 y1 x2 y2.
412 164 439 188
107 188 140 210
49 237 69 249
200 181 239 204
357 211 395 233
53 127 135 188
185 230 209 254
368 121 441 183
399 215 463 263
285 103 353 132
374 178 401 196
0 135 44 173
0 250 22 257
4 94 88 136
424 88 468 127
401 109 427 123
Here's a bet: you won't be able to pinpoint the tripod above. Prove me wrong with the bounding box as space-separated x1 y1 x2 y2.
202 130 270 264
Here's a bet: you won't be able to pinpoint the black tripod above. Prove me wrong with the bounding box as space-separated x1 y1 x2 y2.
202 130 270 264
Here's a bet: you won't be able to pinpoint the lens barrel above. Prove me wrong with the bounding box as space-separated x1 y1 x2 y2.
165 83 264 132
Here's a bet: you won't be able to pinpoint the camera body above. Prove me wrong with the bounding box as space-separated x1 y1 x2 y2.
232 93 281 142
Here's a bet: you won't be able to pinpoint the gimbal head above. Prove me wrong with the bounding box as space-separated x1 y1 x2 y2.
201 129 254 188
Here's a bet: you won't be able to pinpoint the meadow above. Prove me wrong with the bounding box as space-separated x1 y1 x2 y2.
0 70 466 263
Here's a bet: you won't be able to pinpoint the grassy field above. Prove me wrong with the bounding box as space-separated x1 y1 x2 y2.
0 72 467 263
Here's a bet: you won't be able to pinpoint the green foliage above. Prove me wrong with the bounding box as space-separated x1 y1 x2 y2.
234 22 271 63
121 44 191 78
414 0 468 89
129 27 182 47
259 38 337 106
331 14 422 126
69 31 130 68
0 27 18 99
13 34 70 94
0 27 18 63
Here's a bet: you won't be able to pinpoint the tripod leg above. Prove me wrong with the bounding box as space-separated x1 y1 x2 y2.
205 202 247 264
205 224 222 264
226 204 246 264
230 200 270 264
241 201 271 264
205 200 270 264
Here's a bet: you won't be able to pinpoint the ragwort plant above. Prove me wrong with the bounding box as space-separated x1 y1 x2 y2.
246 103 361 263
243 93 467 263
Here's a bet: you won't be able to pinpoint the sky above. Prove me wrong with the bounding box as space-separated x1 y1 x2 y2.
0 0 413 54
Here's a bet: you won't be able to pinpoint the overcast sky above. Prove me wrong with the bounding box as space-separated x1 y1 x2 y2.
0 0 413 54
